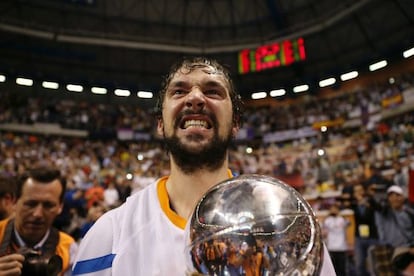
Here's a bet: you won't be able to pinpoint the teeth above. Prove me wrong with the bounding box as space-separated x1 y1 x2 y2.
183 120 208 129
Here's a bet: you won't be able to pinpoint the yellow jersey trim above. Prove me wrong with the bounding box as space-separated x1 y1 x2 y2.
157 170 234 230
157 176 187 229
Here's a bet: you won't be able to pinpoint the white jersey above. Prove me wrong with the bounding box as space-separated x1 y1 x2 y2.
72 176 336 275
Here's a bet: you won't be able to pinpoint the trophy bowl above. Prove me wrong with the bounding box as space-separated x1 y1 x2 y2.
185 174 323 276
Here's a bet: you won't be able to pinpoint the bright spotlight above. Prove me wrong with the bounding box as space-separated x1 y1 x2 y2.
270 89 286 97
42 81 59 89
403 47 414 58
137 91 153 98
319 78 336 88
340 71 358 81
293 84 309 93
16 77 33 86
251 92 267 99
369 60 387 71
66 84 84 92
91 87 108 94
114 89 131 97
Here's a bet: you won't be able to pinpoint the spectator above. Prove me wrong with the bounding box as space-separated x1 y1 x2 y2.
350 183 379 276
0 175 16 220
323 202 350 276
373 185 414 247
103 182 120 209
84 178 104 209
0 166 78 275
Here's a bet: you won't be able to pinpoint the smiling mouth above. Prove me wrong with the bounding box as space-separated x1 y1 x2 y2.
181 119 212 129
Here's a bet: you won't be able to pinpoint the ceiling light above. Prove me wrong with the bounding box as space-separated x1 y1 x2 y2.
66 84 83 92
91 87 107 94
16 77 33 86
137 91 153 98
0 75 5 82
114 89 130 97
403 47 414 58
270 89 286 97
251 92 267 99
42 81 59 89
319 77 336 88
293 84 309 93
369 60 387 71
340 71 358 81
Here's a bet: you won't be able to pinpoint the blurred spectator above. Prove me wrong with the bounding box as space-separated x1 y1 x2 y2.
84 178 104 209
373 185 414 247
103 182 120 209
393 160 409 196
79 203 106 239
323 202 351 276
350 184 379 276
0 175 16 220
54 178 86 231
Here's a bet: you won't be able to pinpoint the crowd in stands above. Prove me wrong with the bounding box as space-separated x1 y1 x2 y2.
1 73 414 138
1 71 414 275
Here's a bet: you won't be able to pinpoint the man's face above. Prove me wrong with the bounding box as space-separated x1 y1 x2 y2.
157 66 238 172
353 185 365 200
388 192 405 210
14 178 63 245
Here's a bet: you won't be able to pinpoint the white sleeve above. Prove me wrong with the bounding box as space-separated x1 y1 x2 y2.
72 212 116 276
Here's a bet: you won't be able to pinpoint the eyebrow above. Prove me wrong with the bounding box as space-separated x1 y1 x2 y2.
203 80 226 88
168 80 226 89
168 80 187 89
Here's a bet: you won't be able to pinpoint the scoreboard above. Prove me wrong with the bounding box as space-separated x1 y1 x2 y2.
238 38 306 74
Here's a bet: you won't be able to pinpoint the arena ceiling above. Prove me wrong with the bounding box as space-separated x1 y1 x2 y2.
0 0 414 103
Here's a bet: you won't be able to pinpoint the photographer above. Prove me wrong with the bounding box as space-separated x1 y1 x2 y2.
0 167 78 276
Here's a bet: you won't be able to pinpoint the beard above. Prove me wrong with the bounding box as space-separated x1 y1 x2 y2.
163 125 234 174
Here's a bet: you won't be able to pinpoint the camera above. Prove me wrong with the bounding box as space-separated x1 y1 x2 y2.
19 248 63 276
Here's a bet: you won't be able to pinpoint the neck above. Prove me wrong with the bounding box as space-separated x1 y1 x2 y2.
166 161 231 219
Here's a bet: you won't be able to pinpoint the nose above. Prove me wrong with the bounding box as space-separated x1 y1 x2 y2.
32 204 44 217
185 87 205 111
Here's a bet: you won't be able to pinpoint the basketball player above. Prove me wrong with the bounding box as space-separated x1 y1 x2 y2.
72 57 336 275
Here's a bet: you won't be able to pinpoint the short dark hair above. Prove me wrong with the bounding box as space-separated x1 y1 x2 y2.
17 167 66 202
155 56 244 127
0 175 16 198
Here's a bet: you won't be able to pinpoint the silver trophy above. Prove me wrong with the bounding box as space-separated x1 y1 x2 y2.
185 174 323 276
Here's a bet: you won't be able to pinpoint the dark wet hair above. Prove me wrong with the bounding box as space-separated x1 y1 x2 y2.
17 166 66 202
155 56 244 127
0 175 16 198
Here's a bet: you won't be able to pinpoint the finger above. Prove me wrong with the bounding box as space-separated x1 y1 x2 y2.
0 254 25 263
0 254 24 274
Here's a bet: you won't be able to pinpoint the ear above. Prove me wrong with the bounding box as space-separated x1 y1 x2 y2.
157 118 164 137
232 124 240 138
57 202 63 215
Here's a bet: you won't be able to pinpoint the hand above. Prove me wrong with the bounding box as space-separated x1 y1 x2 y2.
0 254 25 275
